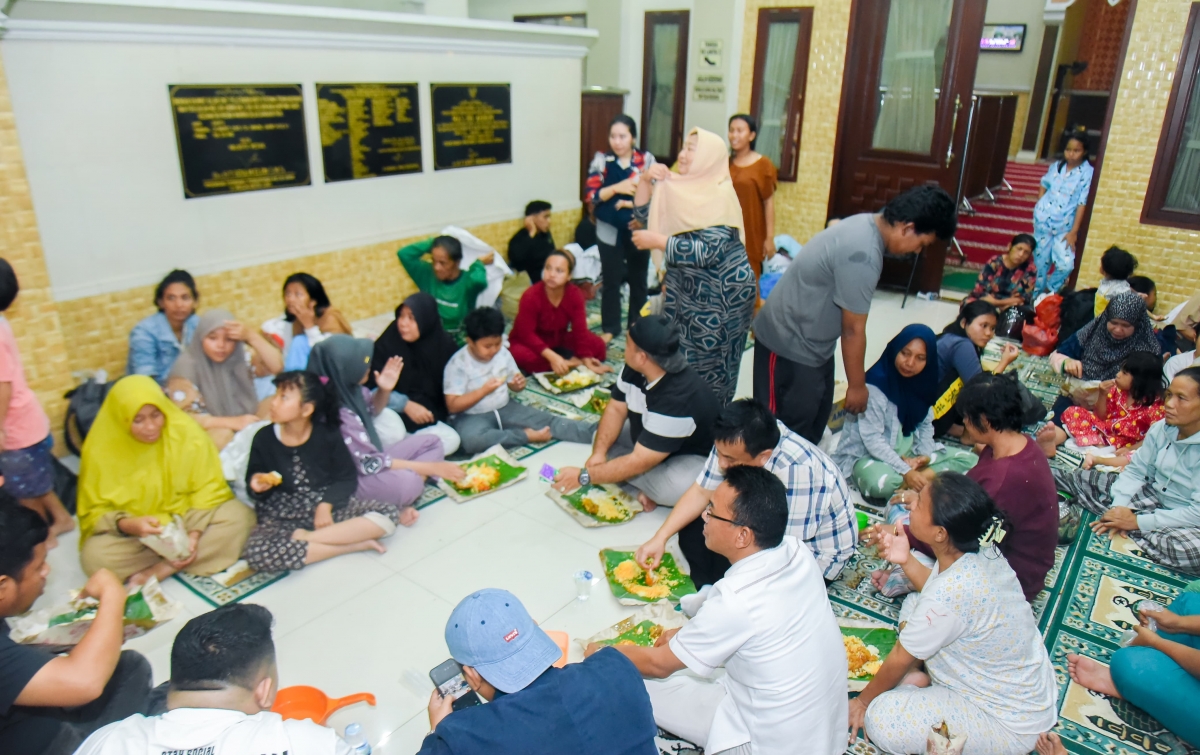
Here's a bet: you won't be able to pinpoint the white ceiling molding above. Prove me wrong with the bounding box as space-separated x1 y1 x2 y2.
0 17 592 56
0 0 599 53
1044 0 1077 24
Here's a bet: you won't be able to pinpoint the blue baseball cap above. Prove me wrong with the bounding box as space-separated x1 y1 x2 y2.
444 589 561 694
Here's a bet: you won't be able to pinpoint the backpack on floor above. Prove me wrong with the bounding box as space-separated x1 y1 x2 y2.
63 377 115 456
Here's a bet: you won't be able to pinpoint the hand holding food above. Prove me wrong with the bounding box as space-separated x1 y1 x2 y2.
508 373 527 391
119 515 163 538
250 472 283 493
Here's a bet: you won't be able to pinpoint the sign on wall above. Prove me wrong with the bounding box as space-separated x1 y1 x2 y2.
168 84 311 198
431 83 512 170
317 82 423 182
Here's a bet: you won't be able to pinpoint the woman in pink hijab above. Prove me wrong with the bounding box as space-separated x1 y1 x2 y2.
630 128 756 405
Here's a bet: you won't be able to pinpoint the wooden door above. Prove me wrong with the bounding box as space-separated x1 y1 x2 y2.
829 0 987 291
580 90 626 201
641 10 690 164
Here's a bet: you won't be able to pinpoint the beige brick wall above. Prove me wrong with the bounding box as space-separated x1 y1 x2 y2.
58 208 581 381
0 57 73 450
1081 0 1199 310
737 0 853 243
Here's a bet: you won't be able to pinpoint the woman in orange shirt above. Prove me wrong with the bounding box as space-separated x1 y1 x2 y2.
728 114 778 281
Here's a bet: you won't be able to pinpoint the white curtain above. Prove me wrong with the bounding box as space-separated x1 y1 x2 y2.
1165 72 1200 213
757 20 799 168
871 0 954 154
645 23 680 158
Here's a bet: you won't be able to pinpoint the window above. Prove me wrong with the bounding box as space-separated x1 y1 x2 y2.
1143 2 1200 228
641 11 690 163
870 0 955 154
749 7 813 181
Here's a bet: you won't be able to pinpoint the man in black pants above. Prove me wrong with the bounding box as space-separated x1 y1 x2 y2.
752 186 958 442
0 502 151 754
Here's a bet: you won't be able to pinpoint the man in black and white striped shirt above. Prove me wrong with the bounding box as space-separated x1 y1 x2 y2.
553 315 721 510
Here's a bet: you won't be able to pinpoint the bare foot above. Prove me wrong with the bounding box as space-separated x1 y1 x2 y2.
600 333 614 344
1067 653 1121 698
524 426 552 443
364 539 387 554
125 560 177 588
1036 425 1060 459
399 507 420 527
44 532 60 550
1036 732 1067 755
637 492 658 513
900 670 930 687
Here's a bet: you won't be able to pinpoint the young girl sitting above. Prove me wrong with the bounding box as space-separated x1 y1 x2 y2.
244 371 400 571
1038 351 1165 462
1094 245 1138 317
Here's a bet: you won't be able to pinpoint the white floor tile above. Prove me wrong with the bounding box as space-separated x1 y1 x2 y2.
400 509 601 624
272 573 455 748
242 551 396 636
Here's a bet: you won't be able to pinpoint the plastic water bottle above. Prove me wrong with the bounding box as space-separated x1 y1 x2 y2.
344 723 372 755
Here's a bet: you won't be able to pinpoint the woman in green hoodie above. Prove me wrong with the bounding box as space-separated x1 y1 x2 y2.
1055 366 1200 575
397 235 490 344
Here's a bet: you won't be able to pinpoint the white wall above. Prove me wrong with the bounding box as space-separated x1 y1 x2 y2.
2 37 583 300
974 0 1046 92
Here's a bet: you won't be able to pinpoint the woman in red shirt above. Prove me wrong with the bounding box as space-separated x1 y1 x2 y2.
509 250 610 376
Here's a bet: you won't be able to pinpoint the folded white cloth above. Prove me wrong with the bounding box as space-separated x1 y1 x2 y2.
440 225 512 308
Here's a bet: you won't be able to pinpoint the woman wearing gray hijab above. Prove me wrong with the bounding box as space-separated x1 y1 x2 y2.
167 309 282 449
307 335 464 526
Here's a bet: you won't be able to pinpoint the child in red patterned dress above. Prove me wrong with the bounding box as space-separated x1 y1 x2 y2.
1058 351 1165 467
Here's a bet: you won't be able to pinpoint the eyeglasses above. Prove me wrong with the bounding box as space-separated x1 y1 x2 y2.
702 503 744 527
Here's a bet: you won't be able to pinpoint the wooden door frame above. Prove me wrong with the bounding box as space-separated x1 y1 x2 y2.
640 10 691 163
1068 0 1139 290
828 0 984 219
749 6 814 182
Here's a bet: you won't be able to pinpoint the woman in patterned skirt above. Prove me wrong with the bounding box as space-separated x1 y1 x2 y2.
631 127 756 405
243 371 399 572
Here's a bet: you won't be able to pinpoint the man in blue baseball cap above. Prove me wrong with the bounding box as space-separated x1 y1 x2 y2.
418 588 657 755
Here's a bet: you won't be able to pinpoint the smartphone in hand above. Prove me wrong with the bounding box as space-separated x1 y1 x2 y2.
429 659 482 711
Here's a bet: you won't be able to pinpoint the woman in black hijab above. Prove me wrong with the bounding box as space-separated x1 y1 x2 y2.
370 293 461 454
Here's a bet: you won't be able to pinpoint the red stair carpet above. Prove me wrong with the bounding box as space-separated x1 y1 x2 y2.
951 161 1044 269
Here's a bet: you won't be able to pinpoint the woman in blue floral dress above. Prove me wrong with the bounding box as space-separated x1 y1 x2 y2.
1033 132 1094 295
630 128 756 405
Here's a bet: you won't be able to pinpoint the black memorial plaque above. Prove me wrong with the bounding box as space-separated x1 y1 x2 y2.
431 83 512 170
169 84 311 198
317 82 422 182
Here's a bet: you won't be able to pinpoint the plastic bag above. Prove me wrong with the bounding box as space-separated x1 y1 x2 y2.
139 515 191 561
1035 294 1063 330
7 577 181 647
996 306 1033 341
1022 321 1059 356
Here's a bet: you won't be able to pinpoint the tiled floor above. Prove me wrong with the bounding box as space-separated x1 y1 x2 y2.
38 290 959 753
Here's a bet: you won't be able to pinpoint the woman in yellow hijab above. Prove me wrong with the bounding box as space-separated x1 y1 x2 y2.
629 127 757 405
78 375 255 583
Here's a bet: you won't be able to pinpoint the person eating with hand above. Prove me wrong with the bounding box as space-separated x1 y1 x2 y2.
635 399 857 588
588 466 847 755
553 315 721 511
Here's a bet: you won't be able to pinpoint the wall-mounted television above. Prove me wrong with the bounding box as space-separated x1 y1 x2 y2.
981 24 1027 52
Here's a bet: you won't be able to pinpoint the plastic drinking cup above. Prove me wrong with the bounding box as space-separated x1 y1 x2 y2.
574 570 593 601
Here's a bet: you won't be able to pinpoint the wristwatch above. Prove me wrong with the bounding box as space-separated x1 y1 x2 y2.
578 467 591 487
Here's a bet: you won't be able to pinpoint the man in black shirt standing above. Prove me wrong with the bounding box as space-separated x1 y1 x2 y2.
507 200 555 283
0 503 151 754
554 315 721 510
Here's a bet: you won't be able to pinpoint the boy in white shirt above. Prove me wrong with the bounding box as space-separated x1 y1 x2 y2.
74 604 352 755
444 307 597 455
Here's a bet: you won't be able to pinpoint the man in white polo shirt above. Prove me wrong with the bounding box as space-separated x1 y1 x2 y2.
586 465 847 755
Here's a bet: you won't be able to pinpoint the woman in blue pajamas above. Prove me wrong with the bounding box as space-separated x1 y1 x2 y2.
1067 591 1200 746
1033 132 1094 295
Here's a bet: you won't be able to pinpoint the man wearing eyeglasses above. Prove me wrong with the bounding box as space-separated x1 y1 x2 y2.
636 399 857 587
585 466 847 755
